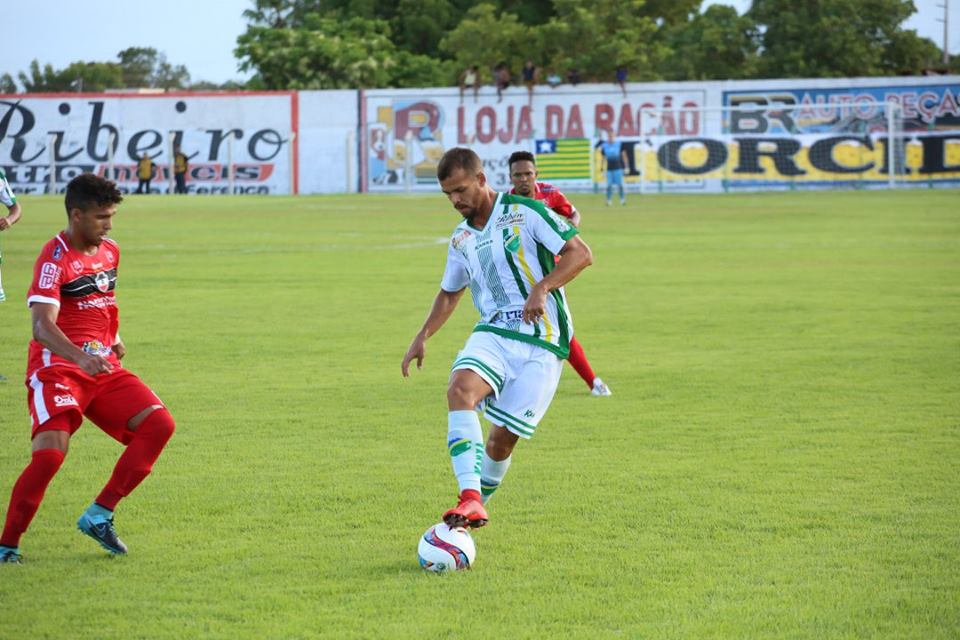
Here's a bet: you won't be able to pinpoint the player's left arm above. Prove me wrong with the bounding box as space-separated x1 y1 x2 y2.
522 235 592 324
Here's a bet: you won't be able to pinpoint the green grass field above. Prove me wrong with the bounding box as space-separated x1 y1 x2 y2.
0 188 957 639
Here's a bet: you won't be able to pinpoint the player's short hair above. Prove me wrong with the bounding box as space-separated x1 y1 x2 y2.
437 147 482 181
508 151 536 170
64 174 123 216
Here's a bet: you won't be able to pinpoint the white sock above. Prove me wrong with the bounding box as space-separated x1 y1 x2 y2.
480 452 512 504
447 410 483 494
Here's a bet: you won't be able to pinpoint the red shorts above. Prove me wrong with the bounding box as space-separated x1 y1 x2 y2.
26 366 164 443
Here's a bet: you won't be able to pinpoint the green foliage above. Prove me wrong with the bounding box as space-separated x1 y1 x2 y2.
236 14 399 89
438 4 533 77
1 189 958 638
390 52 459 88
537 0 664 81
641 0 702 26
749 0 940 77
17 59 124 93
116 47 191 90
393 0 457 56
9 49 191 94
662 4 758 80
0 73 16 93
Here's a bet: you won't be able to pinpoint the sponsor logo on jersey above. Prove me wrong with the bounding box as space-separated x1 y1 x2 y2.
104 250 114 262
71 260 83 271
38 263 59 289
95 272 110 292
524 409 535 418
451 229 472 250
53 394 79 408
503 232 521 253
495 210 525 230
52 245 63 260
475 238 493 250
55 383 71 391
78 296 117 310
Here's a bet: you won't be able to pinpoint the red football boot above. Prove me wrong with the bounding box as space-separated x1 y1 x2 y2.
443 489 489 529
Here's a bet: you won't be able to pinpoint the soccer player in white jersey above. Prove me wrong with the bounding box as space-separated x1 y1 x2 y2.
0 168 24 303
401 147 593 528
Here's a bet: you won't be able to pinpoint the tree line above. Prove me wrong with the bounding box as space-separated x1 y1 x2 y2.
3 0 956 94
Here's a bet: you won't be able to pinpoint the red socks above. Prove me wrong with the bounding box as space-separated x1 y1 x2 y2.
96 409 175 511
567 336 596 388
1 449 66 548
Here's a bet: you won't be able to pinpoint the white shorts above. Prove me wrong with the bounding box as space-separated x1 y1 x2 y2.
451 331 563 439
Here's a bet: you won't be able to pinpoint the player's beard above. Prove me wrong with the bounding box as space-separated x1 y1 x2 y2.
457 203 480 222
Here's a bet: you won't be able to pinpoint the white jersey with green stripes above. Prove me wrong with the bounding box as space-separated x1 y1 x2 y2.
440 192 578 358
0 169 16 208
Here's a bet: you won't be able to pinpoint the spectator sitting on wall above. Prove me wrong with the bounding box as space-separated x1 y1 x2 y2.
459 65 480 104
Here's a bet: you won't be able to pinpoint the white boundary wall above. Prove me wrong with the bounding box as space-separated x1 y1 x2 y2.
0 75 956 195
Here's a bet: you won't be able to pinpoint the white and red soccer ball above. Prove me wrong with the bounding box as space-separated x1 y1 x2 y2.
417 523 476 572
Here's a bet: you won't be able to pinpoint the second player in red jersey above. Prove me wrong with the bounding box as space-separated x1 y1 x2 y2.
507 150 612 397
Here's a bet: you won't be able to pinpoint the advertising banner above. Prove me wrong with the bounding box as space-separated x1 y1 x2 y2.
0 92 296 195
360 84 707 193
721 81 960 187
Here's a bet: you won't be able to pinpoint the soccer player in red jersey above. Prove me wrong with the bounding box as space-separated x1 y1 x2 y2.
0 174 175 564
508 150 612 396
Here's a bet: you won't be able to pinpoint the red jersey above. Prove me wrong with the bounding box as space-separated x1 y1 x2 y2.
510 181 577 219
26 232 120 376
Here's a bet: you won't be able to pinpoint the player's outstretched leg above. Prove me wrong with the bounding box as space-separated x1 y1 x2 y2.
79 407 175 555
77 503 127 554
443 410 488 529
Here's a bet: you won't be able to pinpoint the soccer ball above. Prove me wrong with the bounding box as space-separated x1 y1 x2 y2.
417 523 476 572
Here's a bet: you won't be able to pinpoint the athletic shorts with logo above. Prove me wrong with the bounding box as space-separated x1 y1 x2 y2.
27 365 163 443
451 331 563 439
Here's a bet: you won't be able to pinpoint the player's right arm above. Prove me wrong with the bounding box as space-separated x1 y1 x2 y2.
401 287 465 377
31 302 113 376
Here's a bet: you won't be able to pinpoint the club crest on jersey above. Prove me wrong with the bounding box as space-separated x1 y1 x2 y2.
82 340 112 357
503 232 521 253
95 271 110 292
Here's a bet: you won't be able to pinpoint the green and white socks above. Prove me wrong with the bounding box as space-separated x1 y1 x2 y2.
480 452 512 504
447 410 483 494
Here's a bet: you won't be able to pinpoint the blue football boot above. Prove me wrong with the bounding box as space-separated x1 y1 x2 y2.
0 545 23 564
77 505 128 555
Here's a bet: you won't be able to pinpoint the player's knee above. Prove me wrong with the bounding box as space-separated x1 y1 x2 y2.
447 383 478 409
135 407 176 444
147 408 176 441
